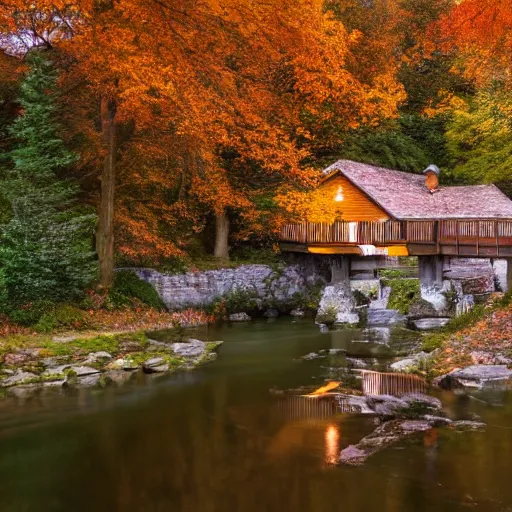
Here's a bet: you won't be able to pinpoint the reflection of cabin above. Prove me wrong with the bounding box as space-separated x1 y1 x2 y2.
280 160 512 258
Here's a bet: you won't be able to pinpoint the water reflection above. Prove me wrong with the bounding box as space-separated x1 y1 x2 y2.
324 424 340 465
0 319 510 512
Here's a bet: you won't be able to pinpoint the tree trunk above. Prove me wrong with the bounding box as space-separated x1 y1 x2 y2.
96 96 117 288
214 213 230 259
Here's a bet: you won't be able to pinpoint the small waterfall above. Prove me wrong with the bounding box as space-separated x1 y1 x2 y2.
361 370 427 396
277 395 360 420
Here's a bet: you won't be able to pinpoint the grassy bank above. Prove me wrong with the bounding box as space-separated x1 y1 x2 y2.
0 326 222 391
422 293 512 376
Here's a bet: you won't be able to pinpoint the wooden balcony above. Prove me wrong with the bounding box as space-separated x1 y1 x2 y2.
280 220 512 257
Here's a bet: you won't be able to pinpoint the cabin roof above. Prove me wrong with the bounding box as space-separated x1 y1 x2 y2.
323 160 512 220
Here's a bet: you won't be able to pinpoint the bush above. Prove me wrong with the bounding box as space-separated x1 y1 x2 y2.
0 268 8 313
9 300 55 326
384 278 421 315
208 288 260 317
9 301 90 332
34 313 58 333
111 271 166 310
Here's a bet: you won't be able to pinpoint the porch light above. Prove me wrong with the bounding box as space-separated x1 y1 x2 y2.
334 186 344 202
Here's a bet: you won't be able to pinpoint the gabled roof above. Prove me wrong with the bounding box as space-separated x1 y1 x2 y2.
323 160 512 220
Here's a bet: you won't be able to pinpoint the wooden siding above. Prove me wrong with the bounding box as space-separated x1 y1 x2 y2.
320 175 389 222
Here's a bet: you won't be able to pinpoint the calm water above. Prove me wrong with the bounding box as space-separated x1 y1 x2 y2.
1 319 512 512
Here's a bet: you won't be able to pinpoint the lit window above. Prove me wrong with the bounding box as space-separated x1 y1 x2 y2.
334 186 344 202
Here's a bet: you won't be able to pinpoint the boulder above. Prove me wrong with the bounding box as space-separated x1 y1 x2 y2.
229 312 252 322
437 365 512 390
69 365 101 377
407 298 438 320
339 419 433 465
84 351 112 364
263 308 279 318
317 284 359 325
290 309 306 318
76 374 102 387
390 352 430 372
142 357 170 373
172 339 206 358
401 393 442 410
1 370 38 387
413 318 450 330
366 395 407 417
364 393 442 417
367 308 405 327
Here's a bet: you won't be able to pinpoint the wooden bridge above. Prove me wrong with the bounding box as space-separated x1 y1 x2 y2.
280 219 512 257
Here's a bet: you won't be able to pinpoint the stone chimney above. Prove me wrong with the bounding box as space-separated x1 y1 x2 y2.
423 164 440 193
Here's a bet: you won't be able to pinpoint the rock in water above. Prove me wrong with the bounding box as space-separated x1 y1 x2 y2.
413 318 450 330
228 312 252 322
1 371 38 387
367 308 405 327
142 357 170 373
316 283 359 325
263 308 279 318
172 339 206 358
437 365 512 390
70 365 101 377
390 352 430 372
339 419 433 465
84 351 112 364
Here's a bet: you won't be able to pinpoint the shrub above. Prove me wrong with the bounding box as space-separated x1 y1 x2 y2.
384 278 421 315
34 313 58 333
9 301 90 332
111 271 166 310
0 268 8 314
9 300 55 326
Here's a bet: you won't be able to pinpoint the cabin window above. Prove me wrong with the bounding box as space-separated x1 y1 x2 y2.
334 186 344 202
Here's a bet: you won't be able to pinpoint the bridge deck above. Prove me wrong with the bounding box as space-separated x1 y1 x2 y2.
280 220 512 257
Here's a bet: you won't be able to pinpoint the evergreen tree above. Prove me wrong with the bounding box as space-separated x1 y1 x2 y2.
0 52 97 306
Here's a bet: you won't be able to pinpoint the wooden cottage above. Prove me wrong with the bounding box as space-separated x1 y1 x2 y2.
280 160 512 258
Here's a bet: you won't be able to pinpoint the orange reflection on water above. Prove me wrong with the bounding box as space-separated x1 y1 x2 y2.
324 424 340 465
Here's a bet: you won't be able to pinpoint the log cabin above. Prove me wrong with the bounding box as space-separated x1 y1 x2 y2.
280 159 512 259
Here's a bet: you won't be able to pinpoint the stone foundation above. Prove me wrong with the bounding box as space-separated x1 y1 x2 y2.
134 264 326 310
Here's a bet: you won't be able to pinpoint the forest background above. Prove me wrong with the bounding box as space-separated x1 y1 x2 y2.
0 0 510 315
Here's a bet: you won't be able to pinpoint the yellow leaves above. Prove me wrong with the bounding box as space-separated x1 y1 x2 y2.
276 187 344 225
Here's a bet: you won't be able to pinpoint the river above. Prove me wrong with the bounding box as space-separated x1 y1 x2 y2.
0 318 512 511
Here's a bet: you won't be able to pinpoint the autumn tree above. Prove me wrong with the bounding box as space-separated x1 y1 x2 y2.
0 0 406 279
430 0 512 186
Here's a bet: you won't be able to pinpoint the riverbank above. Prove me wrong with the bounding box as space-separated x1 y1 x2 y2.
421 293 512 377
0 313 222 393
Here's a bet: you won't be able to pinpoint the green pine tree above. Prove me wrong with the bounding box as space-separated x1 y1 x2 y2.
0 52 97 307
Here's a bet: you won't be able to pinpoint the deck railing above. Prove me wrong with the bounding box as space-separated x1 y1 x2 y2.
280 220 512 247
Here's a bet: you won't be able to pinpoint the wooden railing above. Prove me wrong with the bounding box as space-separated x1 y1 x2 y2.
280 220 512 247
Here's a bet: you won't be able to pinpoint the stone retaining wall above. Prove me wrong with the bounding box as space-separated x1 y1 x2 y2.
134 264 324 310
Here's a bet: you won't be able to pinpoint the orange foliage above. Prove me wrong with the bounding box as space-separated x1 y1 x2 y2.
0 0 405 262
435 0 512 86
